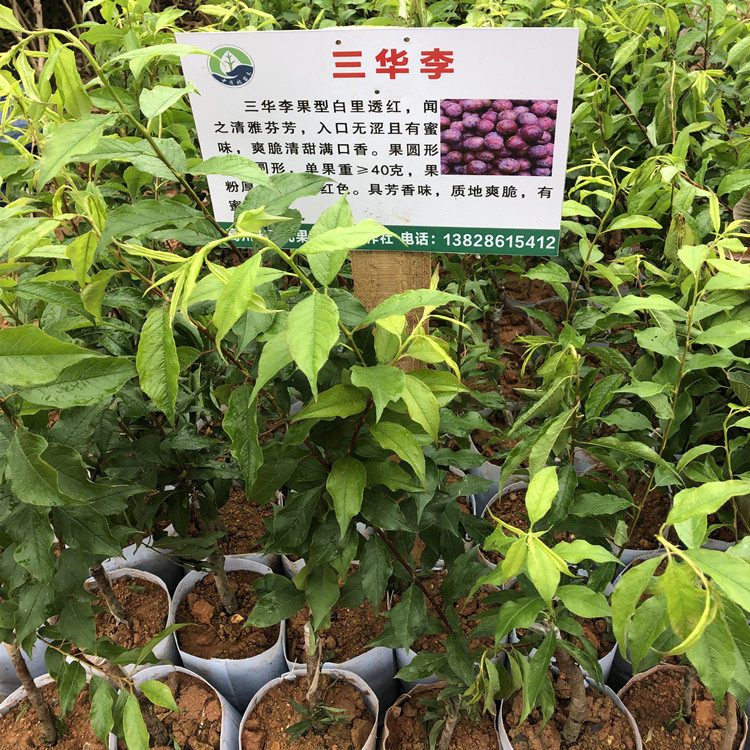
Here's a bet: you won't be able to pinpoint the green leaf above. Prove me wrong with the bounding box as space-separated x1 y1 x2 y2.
525 466 558 526
223 384 262 488
89 677 115 743
361 289 471 325
360 536 392 606
585 374 624 421
139 680 179 712
609 294 685 317
15 583 51 651
248 575 305 628
37 114 115 186
0 325 97 387
10 507 54 582
298 219 392 257
635 327 679 359
305 564 340 630
611 556 662 650
551 540 620 564
292 384 367 422
139 85 192 119
686 610 735 704
585 436 673 473
136 307 179 420
605 215 662 232
684 548 750 611
401 374 440 440
658 559 707 643
16 280 93 321
526 538 560 604
601 409 654 433
52 507 121 557
668 480 750 524
327 457 366 537
100 199 202 248
213 254 266 348
189 154 269 185
286 294 339 397
521 630 556 723
248 331 292 403
694 321 750 348
18 357 136 408
718 170 750 195
109 43 210 78
628 595 668 671
57 660 86 718
0 6 23 32
350 365 405 421
51 41 92 119
123 691 149 750
528 408 574 476
389 585 427 651
304 195 354 286
494 596 545 642
6 428 80 507
557 586 611 618
370 421 426 485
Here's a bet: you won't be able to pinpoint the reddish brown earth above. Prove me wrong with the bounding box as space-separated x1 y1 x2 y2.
93 575 168 650
385 688 498 749
504 671 637 750
217 488 274 556
241 673 374 750
0 684 103 749
621 667 742 750
176 571 279 659
116 673 223 750
286 601 386 664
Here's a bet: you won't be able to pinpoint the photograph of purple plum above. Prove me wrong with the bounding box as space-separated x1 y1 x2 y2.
440 99 557 176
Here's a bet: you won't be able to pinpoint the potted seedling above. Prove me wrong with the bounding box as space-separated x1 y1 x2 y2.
477 466 642 749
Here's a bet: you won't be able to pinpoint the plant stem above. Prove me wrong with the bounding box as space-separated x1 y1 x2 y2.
438 697 462 750
681 666 695 720
372 528 457 636
208 551 238 615
304 621 323 707
719 695 739 750
554 646 587 745
4 643 59 745
89 565 129 625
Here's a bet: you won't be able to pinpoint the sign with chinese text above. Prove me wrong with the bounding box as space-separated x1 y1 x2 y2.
177 28 579 255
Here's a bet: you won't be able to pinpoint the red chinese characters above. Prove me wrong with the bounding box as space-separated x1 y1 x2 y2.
420 48 454 79
332 48 454 79
375 48 409 78
332 50 366 79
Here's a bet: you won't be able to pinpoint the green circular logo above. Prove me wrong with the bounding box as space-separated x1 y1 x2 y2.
209 46 254 87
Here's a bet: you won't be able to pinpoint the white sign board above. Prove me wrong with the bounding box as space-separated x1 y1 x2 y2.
177 27 579 255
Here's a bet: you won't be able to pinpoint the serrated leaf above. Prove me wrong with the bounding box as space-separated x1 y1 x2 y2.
350 365 405 421
327 456 366 537
136 307 178 420
224 384 263 488
0 325 97 387
292 384 367 422
139 680 179 711
123 691 149 750
286 294 339 397
370 421 426 485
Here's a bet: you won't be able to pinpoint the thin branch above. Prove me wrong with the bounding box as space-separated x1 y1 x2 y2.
373 527 457 636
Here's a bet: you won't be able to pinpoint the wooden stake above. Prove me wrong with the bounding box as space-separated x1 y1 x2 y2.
350 251 431 315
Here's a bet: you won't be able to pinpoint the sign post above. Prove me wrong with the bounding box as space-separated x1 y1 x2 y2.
177 27 578 313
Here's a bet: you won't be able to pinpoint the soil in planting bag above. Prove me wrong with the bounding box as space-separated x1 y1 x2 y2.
86 567 179 674
0 639 47 702
499 670 642 750
283 603 398 711
0 672 106 749
103 524 182 592
172 557 286 711
238 667 379 750
381 682 501 749
108 664 241 750
619 663 748 750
